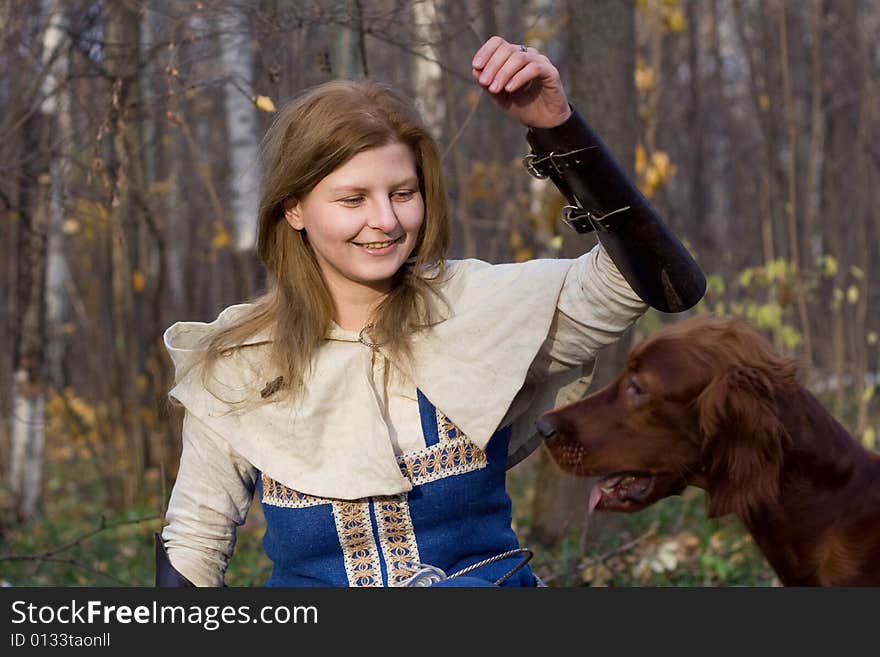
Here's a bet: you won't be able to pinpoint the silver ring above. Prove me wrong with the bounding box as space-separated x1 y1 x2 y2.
519 44 528 52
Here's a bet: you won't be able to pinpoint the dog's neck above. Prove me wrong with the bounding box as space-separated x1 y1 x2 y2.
739 386 880 585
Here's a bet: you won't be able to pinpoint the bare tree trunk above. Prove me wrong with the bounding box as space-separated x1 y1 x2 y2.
105 1 147 505
777 0 813 367
220 9 260 254
801 0 824 379
334 0 368 77
686 0 707 252
43 5 71 392
822 0 860 417
219 7 260 311
10 110 50 524
7 0 68 522
851 35 871 439
411 0 445 137
732 1 776 312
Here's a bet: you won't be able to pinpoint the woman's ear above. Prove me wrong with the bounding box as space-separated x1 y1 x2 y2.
282 198 304 230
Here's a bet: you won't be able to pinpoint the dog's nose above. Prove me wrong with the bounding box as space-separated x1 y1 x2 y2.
536 417 557 439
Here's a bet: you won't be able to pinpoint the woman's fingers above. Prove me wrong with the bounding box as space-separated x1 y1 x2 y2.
470 35 570 127
501 61 543 93
471 35 505 70
472 37 528 92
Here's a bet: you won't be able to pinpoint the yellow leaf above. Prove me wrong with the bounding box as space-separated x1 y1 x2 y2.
846 285 859 304
849 265 864 280
548 235 563 250
254 95 277 112
863 427 876 450
868 331 878 346
635 64 654 92
62 219 80 234
780 325 802 349
820 254 838 277
862 386 875 403
635 144 647 174
706 273 725 296
38 173 51 185
664 8 687 33
212 223 231 250
759 94 770 111
652 150 671 173
514 247 533 263
132 270 146 292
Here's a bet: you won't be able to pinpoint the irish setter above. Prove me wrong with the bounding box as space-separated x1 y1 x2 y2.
537 315 880 586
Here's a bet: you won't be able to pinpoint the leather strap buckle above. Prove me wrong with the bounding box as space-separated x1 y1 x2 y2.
523 146 595 179
562 204 632 234
562 205 595 234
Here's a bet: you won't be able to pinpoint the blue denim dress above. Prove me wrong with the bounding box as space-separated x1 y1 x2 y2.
257 389 536 587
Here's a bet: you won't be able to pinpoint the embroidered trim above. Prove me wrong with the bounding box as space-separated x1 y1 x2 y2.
261 473 328 508
373 495 421 587
333 501 383 587
436 409 465 442
398 435 488 486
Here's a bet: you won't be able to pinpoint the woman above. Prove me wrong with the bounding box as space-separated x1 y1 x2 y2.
157 36 704 587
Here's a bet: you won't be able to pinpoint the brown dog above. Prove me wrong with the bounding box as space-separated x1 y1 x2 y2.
536 315 880 586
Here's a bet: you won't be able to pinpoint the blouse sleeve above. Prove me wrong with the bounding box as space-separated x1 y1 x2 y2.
161 411 258 586
527 242 648 382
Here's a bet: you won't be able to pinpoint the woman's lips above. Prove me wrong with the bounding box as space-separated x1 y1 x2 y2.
352 236 403 255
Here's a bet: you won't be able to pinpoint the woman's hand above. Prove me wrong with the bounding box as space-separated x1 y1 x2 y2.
471 35 571 129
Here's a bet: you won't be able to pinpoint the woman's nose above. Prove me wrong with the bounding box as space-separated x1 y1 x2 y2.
366 197 399 232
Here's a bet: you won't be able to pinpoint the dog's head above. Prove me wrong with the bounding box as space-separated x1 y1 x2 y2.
537 316 798 518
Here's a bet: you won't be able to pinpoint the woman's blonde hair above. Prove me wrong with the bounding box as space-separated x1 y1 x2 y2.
194 79 451 402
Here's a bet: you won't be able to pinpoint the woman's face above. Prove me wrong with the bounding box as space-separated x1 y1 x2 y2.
284 142 424 301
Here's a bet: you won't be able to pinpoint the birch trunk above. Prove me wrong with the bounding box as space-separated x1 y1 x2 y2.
43 5 71 390
411 0 444 138
10 12 54 522
219 9 260 254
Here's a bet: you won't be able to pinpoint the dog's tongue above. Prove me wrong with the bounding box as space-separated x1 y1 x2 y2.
588 483 603 514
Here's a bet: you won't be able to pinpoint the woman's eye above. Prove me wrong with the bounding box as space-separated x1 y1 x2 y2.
339 196 364 206
392 190 416 201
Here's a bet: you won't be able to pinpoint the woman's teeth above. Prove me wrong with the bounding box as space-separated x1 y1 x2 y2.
357 239 397 249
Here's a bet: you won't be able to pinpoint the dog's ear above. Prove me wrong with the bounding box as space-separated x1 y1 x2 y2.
697 365 791 522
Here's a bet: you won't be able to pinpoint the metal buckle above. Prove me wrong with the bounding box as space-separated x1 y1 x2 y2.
523 147 593 179
562 204 631 234
401 563 448 587
523 153 549 179
562 205 595 234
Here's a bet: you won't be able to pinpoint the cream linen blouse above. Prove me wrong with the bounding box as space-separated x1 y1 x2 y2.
161 244 647 585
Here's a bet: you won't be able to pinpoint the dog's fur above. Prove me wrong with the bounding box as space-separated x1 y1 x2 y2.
537 315 880 586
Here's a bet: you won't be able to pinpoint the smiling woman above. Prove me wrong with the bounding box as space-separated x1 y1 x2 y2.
156 36 703 588
281 142 426 330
